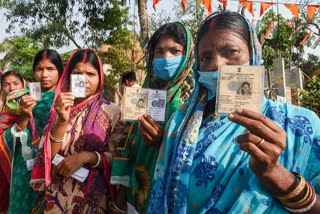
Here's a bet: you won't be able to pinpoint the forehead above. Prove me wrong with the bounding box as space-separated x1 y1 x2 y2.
3 75 21 83
198 29 249 51
36 59 56 67
73 62 98 72
155 36 183 49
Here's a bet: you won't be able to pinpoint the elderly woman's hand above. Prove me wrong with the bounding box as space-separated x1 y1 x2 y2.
138 114 164 149
228 108 287 175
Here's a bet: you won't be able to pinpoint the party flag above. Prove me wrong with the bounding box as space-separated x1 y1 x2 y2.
260 2 274 17
300 31 313 46
307 5 320 20
217 0 228 8
284 4 299 19
311 36 320 49
289 25 303 40
153 0 161 11
181 0 187 13
201 0 212 14
240 1 254 17
264 21 278 39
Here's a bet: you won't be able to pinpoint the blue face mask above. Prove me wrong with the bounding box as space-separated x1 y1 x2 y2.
153 55 185 81
198 61 250 100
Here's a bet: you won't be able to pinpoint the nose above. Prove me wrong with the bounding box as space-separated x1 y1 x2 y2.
42 69 49 78
9 84 16 92
209 55 226 71
163 51 173 59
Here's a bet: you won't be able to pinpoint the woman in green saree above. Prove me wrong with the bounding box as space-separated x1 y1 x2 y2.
111 22 195 214
0 49 63 214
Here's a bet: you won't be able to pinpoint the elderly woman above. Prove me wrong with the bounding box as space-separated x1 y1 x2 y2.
111 22 195 213
147 12 320 214
31 49 122 213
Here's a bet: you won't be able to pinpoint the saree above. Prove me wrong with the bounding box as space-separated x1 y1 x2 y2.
111 22 195 213
147 14 320 214
0 88 54 214
30 49 123 213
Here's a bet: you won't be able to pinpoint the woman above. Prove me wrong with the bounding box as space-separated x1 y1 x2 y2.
111 22 195 213
147 12 320 214
31 49 122 213
0 50 63 214
0 71 24 214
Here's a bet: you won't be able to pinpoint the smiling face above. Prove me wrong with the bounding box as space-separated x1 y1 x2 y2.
34 59 60 92
198 29 250 72
71 62 99 98
154 36 185 59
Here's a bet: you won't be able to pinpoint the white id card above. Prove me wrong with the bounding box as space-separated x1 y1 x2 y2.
26 158 35 171
52 154 89 182
28 82 42 101
71 74 86 98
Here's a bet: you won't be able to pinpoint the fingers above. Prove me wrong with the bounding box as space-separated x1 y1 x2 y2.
228 109 285 146
236 133 284 158
138 123 153 143
139 115 160 137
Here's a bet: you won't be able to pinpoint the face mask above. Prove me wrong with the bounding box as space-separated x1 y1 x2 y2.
198 61 250 100
153 55 185 81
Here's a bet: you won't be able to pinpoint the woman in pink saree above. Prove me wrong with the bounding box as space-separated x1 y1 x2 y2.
31 49 123 213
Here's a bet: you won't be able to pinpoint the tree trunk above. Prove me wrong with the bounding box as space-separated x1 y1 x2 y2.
137 0 149 39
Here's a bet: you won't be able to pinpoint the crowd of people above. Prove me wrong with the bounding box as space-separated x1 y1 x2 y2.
0 11 319 214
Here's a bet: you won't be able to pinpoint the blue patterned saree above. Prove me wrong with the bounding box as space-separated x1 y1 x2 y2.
147 13 320 214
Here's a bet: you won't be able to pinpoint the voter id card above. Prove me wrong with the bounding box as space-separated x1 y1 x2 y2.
71 74 86 98
28 82 41 101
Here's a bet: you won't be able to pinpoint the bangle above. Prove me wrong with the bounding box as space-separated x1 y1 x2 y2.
112 202 126 214
49 132 64 143
282 180 311 208
91 151 100 168
275 173 306 201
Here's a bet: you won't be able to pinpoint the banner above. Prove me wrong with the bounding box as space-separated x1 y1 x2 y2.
284 4 299 19
307 5 320 20
311 36 320 49
289 25 303 40
153 0 161 11
300 31 313 46
217 0 228 8
260 2 274 17
240 1 254 16
201 0 212 14
264 21 278 39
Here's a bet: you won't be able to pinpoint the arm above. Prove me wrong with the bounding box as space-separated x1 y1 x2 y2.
229 108 320 213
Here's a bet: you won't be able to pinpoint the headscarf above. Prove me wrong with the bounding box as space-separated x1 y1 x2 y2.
30 49 109 188
111 22 195 213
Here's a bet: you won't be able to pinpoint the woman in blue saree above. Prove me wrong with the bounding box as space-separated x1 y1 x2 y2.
148 12 320 214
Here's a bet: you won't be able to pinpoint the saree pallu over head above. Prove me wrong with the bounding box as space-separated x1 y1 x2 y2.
147 13 320 214
31 49 122 213
111 22 195 213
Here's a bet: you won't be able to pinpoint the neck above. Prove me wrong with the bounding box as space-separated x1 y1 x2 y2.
42 85 57 93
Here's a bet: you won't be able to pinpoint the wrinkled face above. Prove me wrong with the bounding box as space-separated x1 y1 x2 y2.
2 75 24 97
71 62 99 98
34 59 60 92
154 36 185 59
198 28 250 71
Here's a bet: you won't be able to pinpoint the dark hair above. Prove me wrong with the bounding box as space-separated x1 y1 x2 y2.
149 22 187 54
242 81 250 87
121 71 136 84
1 71 24 89
197 12 251 60
33 49 64 77
67 50 100 75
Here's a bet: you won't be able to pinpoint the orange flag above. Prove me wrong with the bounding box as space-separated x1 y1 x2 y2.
217 0 228 8
240 1 254 17
284 4 299 19
201 0 212 14
260 2 274 17
181 0 187 12
300 31 313 46
307 5 320 20
153 0 161 11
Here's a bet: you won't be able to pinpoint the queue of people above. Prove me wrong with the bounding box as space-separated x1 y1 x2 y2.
0 11 319 214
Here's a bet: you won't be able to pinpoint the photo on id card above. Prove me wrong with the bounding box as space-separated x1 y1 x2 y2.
71 74 86 98
28 82 42 101
215 65 264 115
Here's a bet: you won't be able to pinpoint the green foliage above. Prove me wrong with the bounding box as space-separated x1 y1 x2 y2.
0 36 41 81
3 0 131 49
258 11 298 70
299 76 320 116
303 54 320 74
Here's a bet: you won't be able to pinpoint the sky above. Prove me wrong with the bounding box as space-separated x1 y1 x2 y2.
0 0 318 57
